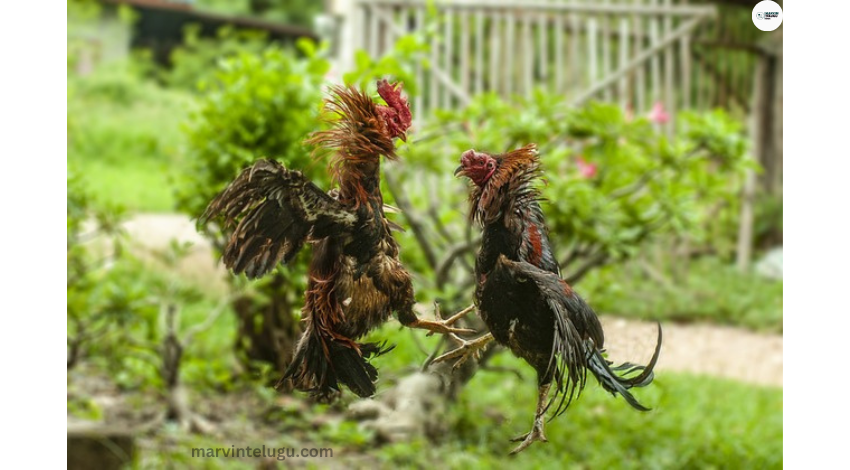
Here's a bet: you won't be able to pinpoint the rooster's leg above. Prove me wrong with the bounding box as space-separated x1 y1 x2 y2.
424 303 477 337
432 333 494 369
438 304 477 327
509 383 551 455
399 303 476 336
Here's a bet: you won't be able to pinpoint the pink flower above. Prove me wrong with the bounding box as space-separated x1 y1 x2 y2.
576 156 597 179
647 101 669 124
624 103 634 122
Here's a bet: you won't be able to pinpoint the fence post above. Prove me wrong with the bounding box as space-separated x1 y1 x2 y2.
329 0 358 74
736 52 767 271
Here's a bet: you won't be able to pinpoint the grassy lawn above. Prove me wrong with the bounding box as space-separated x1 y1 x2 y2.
130 358 782 469
68 259 782 468
386 371 782 469
68 66 194 212
580 255 783 333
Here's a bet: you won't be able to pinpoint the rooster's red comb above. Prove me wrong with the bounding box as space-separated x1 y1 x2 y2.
376 78 412 131
377 80 409 110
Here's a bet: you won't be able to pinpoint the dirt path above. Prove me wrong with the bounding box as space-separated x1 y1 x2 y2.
123 214 783 389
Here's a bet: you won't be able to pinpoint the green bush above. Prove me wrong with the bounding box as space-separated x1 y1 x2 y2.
163 25 269 92
581 254 783 332
177 40 331 221
177 40 332 373
67 171 155 377
388 95 753 314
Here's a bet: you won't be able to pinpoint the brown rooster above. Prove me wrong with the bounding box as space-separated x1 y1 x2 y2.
200 80 471 400
447 144 662 454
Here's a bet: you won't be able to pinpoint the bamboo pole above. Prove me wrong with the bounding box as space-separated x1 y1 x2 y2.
506 10 515 96
618 3 629 108
633 0 645 113
569 4 580 90
602 0 612 101
663 0 675 134
460 10 470 98
649 0 661 104
415 5 424 117
573 15 705 106
523 10 533 97
442 8 454 109
588 14 598 89
368 3 379 57
475 9 484 95
490 10 501 94
554 2 564 92
736 54 766 271
430 15 439 112
537 7 548 84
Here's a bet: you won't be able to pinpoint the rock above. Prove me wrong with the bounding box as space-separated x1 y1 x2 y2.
755 247 783 280
67 423 135 470
349 372 447 443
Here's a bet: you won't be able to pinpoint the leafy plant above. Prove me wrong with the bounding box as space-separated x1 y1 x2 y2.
163 25 269 92
177 41 331 375
388 96 753 313
67 171 146 371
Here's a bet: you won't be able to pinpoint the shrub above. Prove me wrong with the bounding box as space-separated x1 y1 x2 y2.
177 41 330 375
389 95 752 308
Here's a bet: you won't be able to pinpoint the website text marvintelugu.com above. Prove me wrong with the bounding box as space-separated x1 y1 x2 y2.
191 446 333 460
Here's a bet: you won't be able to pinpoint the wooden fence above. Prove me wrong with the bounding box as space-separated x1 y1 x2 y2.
328 0 780 194
333 0 718 130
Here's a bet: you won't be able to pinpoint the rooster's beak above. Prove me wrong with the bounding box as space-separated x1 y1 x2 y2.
454 165 466 177
398 132 407 143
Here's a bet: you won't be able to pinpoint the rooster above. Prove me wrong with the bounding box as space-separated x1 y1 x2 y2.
448 144 662 454
200 80 470 400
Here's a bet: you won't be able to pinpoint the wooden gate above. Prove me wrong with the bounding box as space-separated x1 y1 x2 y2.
334 0 717 126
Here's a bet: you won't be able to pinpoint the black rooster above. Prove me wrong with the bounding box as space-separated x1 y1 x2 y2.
200 80 470 401
449 144 662 454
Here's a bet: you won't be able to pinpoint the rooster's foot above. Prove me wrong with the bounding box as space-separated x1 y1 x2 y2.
432 333 494 369
509 415 548 455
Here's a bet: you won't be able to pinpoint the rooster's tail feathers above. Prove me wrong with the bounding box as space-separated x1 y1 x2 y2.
280 326 393 400
585 322 662 411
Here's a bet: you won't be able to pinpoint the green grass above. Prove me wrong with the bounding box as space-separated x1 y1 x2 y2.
580 254 783 333
69 246 781 469
133 364 783 469
68 64 194 212
354 328 782 468
426 361 782 469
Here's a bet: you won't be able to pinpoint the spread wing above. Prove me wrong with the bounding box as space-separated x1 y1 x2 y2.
199 159 357 279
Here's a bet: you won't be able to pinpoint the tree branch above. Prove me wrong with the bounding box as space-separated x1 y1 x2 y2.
564 251 610 285
384 168 439 271
435 238 481 289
